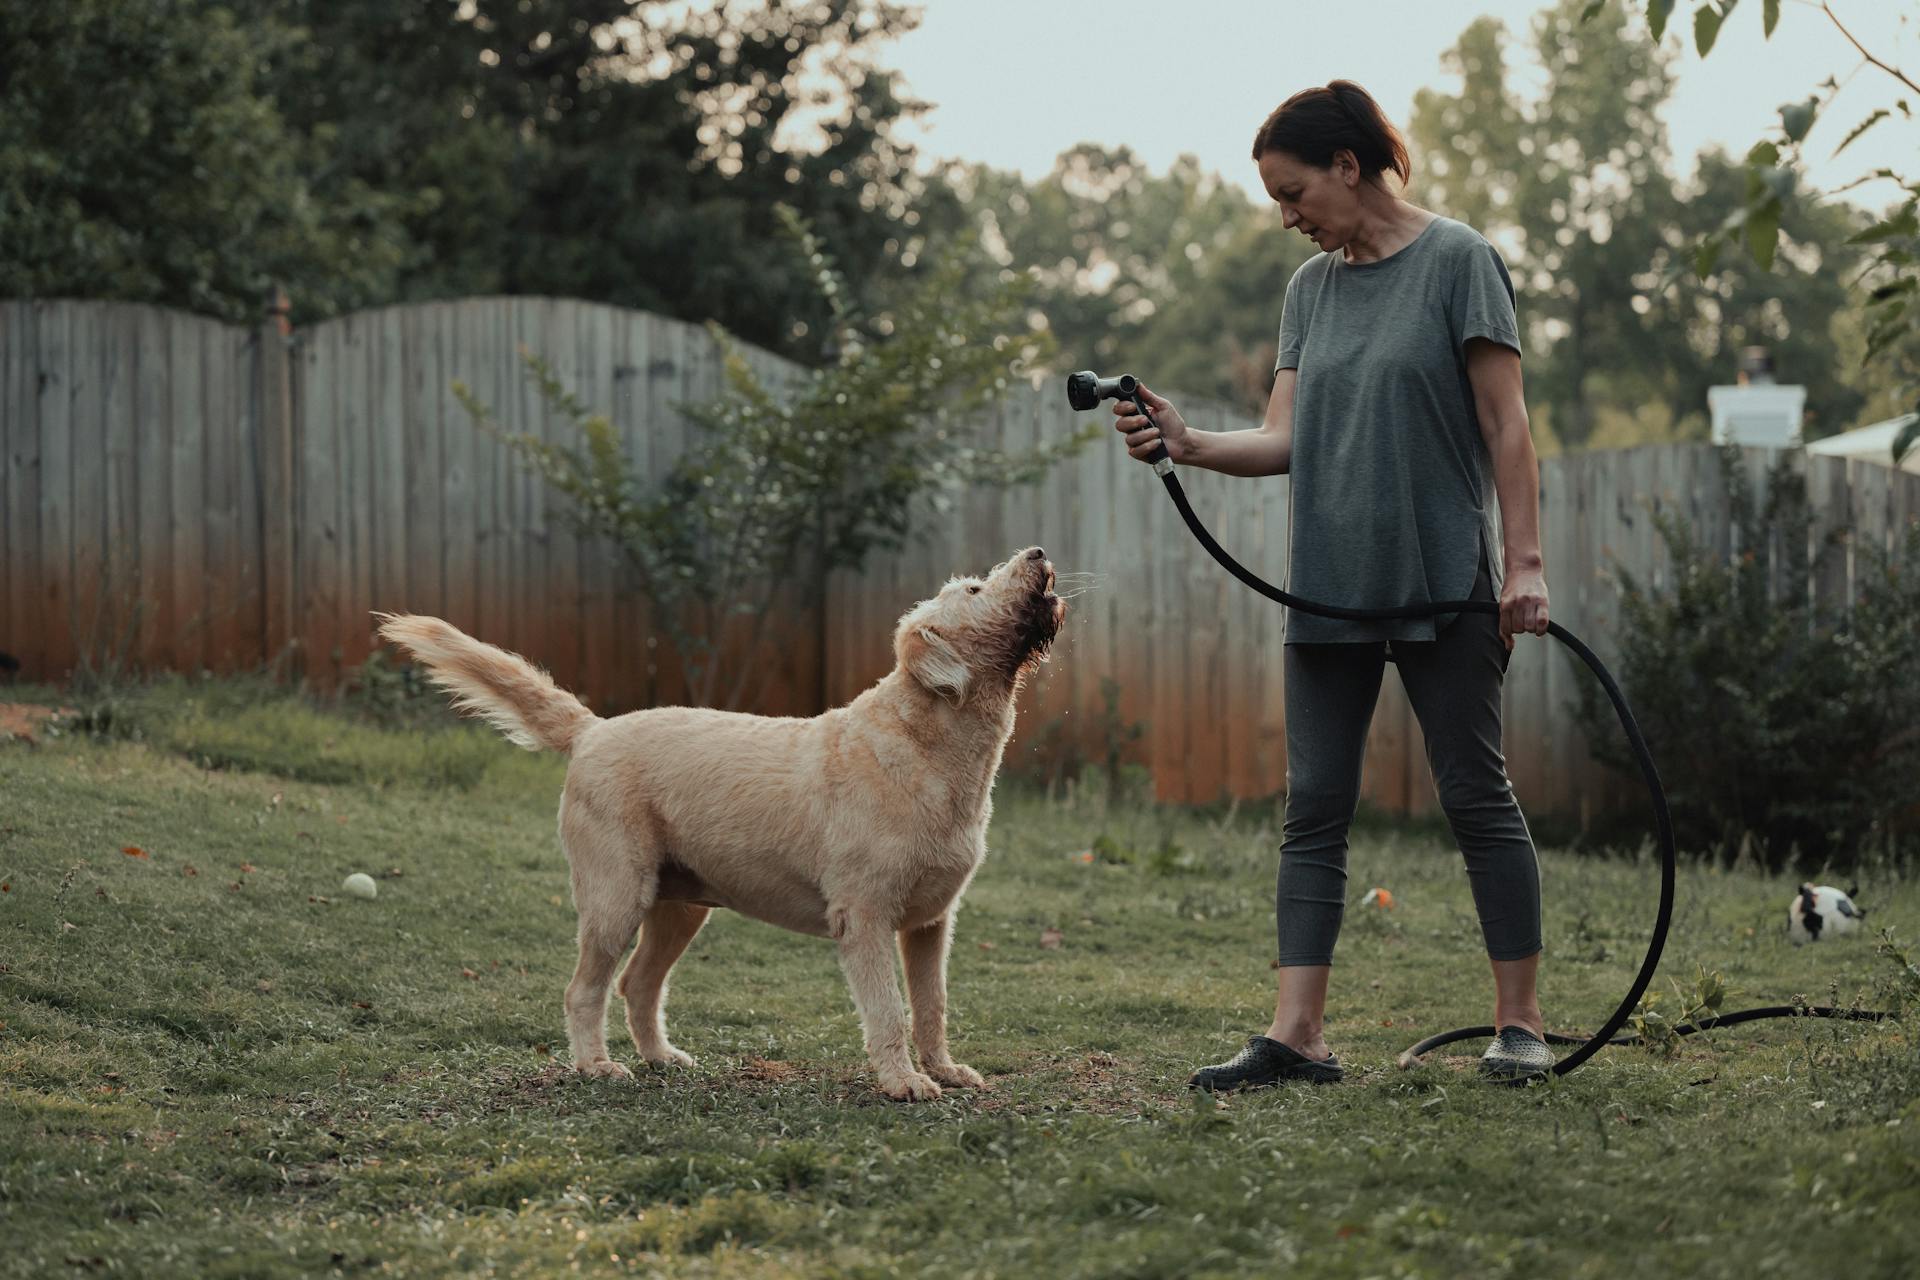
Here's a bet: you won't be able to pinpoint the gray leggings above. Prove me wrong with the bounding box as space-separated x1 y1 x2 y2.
1275 555 1542 966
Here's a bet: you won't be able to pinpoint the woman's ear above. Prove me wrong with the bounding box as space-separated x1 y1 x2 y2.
901 626 969 707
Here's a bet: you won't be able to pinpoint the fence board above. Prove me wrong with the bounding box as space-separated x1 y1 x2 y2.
201 320 240 671
100 306 138 673
68 304 107 674
401 304 441 618
576 303 619 708
0 303 12 662
37 302 75 678
0 303 30 674
371 307 408 644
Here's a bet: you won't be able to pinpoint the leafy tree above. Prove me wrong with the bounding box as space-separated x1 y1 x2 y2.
1667 148 1869 438
944 146 1274 406
457 210 1091 711
1594 0 1920 463
257 0 960 355
0 0 415 321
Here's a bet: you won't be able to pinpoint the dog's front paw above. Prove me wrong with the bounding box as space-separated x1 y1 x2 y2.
878 1069 943 1102
642 1045 695 1069
575 1058 635 1081
928 1061 985 1089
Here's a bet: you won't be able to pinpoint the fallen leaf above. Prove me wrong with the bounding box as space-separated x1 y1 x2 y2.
534 1043 551 1057
269 792 282 809
1039 927 1064 949
461 967 478 980
352 1001 371 1009
182 865 197 877
381 868 404 878
228 882 242 892
257 980 273 993
122 846 149 859
977 940 996 951
308 895 331 904
61 921 77 932
239 862 255 874
1 882 10 893
335 816 349 826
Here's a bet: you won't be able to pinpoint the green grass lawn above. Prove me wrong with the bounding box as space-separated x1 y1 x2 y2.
3 679 1918 1278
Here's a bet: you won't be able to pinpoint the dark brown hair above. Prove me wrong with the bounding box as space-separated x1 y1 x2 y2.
1250 80 1411 187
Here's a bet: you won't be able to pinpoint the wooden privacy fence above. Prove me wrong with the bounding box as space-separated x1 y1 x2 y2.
4 297 1918 823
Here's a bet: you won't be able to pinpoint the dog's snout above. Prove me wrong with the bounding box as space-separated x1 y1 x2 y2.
1026 547 1045 562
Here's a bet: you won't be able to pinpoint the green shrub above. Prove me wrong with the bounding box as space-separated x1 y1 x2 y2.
1575 447 1920 871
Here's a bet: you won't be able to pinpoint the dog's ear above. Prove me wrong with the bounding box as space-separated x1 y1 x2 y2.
902 625 970 706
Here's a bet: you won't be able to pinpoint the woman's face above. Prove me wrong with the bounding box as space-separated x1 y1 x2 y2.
1256 148 1360 253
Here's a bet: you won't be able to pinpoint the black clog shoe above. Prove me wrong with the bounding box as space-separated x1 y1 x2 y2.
1187 1035 1344 1092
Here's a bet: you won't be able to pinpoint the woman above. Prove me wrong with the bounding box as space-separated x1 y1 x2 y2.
1113 81 1553 1085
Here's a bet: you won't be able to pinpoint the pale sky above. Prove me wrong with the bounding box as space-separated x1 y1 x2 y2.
875 0 1915 212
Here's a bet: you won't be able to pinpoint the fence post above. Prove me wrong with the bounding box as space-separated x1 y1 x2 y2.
259 284 299 679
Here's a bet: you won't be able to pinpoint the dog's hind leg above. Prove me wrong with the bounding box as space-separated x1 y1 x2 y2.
566 900 648 1079
561 803 657 1080
620 901 710 1067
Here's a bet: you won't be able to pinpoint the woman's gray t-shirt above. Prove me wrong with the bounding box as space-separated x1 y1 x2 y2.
1275 214 1520 643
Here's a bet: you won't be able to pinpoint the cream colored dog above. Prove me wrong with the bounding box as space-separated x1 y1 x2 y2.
375 546 1065 1101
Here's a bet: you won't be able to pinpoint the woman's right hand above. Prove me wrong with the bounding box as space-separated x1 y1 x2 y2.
1112 383 1194 465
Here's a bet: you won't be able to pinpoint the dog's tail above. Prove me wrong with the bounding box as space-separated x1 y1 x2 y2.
374 613 599 754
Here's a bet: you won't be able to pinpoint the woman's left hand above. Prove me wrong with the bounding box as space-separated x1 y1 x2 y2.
1499 563 1549 651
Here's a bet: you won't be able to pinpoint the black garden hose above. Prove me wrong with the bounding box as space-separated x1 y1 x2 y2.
1091 383 1898 1079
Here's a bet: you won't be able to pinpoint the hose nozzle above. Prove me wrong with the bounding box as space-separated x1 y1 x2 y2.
1066 370 1169 471
1065 370 1138 412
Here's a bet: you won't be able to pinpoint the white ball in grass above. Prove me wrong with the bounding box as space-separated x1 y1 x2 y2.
342 872 379 900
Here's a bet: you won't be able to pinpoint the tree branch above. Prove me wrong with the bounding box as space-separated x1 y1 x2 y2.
1822 2 1920 96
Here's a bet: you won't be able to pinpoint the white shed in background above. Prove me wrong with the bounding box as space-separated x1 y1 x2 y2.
1708 347 1805 447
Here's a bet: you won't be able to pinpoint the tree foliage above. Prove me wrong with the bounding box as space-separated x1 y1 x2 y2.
942 147 1307 412
0 0 416 321
1594 0 1920 463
